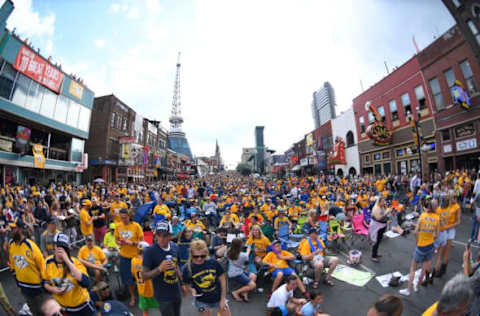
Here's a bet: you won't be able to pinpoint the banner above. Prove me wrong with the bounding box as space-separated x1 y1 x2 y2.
15 125 31 154
13 45 63 93
327 137 346 165
121 143 131 159
306 133 313 147
32 144 45 168
364 101 392 145
154 154 160 169
143 146 148 167
69 80 84 99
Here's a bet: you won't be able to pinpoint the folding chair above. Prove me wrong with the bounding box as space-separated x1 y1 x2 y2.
278 224 300 249
350 213 369 249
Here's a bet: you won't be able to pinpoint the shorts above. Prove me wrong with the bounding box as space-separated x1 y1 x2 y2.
434 231 448 248
272 267 295 278
310 255 333 267
94 226 107 243
119 256 135 285
193 299 220 312
446 228 456 240
231 272 251 286
139 295 159 310
413 244 434 263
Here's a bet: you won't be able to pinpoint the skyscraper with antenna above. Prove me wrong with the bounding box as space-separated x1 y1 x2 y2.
168 52 193 159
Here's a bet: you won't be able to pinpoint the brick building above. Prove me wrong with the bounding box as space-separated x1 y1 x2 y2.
418 25 480 172
353 57 437 176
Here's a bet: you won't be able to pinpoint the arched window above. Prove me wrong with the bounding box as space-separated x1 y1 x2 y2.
346 131 355 147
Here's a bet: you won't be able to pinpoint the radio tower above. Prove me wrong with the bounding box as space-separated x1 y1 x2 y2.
168 52 193 159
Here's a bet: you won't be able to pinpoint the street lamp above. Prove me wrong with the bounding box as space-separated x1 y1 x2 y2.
407 106 423 181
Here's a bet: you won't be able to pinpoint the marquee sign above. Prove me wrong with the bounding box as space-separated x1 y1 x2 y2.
452 80 471 110
364 101 392 146
13 45 63 93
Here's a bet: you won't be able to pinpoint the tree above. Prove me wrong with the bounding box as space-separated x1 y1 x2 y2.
236 163 252 176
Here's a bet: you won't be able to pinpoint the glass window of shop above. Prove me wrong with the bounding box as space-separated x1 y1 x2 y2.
414 85 427 111
0 62 16 100
359 116 366 133
54 94 70 124
70 138 84 162
389 100 398 121
66 100 80 127
444 68 456 99
25 81 45 113
11 73 30 107
378 106 385 121
401 93 411 116
383 163 391 175
78 105 91 132
459 60 477 94
374 164 382 175
40 88 57 119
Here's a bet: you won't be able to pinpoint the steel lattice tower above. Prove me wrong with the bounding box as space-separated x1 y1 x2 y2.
167 52 193 159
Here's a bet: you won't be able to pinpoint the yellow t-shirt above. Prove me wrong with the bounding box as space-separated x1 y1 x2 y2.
114 222 144 258
110 201 128 224
43 256 90 309
263 250 293 271
184 219 206 231
246 235 271 258
417 212 440 247
131 256 154 298
298 238 326 257
436 206 450 232
219 214 239 226
80 208 93 236
78 245 106 265
422 302 438 316
153 204 171 219
274 216 290 228
8 239 45 289
446 203 460 228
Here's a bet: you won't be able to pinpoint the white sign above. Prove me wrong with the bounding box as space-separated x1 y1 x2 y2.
443 144 452 153
456 138 477 152
300 158 308 166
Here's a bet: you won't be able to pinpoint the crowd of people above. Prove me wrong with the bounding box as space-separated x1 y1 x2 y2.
0 169 479 316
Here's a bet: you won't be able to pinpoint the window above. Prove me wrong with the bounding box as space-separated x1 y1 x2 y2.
459 60 477 94
11 73 30 107
429 78 445 110
116 115 122 129
67 100 80 127
346 131 354 147
40 88 57 119
373 153 381 161
396 149 404 157
374 164 382 175
401 93 411 116
467 20 480 45
359 116 366 133
122 117 127 131
25 81 45 114
383 163 391 175
78 106 91 132
111 112 116 128
0 62 16 100
54 95 69 124
70 138 84 162
382 152 390 159
444 68 456 99
368 112 375 124
414 85 427 111
389 100 398 121
378 106 385 121
441 129 450 141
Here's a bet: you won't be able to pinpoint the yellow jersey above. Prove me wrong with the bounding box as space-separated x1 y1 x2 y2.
298 238 326 257
79 208 93 236
43 256 91 310
436 206 450 232
153 204 171 219
8 239 45 293
263 250 293 272
219 214 239 227
114 222 144 258
417 212 440 247
246 235 271 258
110 201 128 224
446 203 460 229
131 256 154 298
78 245 106 265
184 219 206 231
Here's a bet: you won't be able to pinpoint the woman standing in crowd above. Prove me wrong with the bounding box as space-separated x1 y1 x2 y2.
369 196 392 262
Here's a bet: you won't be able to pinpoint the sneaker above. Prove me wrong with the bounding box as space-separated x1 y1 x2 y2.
114 265 119 273
257 288 264 293
399 288 411 296
413 283 418 292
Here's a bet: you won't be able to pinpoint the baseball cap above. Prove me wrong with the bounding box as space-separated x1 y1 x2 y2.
154 221 172 234
109 223 116 230
47 217 57 224
86 235 94 241
137 241 149 250
82 199 92 207
53 232 70 249
119 208 128 215
100 300 132 316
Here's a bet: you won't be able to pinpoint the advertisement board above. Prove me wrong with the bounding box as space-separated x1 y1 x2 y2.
13 45 63 93
69 80 84 99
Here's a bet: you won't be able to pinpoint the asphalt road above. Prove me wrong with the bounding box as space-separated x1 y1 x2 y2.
1 212 476 316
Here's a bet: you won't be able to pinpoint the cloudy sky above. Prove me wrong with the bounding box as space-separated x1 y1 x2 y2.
8 0 455 168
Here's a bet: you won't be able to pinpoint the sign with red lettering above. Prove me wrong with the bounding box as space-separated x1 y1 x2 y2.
13 45 63 93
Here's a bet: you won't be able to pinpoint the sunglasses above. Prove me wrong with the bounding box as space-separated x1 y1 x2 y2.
192 254 207 259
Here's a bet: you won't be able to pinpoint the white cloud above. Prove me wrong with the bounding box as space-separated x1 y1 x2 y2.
94 39 106 48
146 0 162 13
110 2 128 13
126 6 140 19
7 0 55 38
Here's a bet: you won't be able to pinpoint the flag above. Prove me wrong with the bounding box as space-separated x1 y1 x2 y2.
412 35 419 54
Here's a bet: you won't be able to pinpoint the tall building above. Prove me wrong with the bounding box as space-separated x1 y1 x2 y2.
311 82 337 129
168 52 193 159
255 126 265 174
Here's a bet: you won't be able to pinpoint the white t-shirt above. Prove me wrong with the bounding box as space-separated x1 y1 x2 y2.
266 284 293 308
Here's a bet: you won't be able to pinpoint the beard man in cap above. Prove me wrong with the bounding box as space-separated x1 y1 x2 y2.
143 220 182 316
8 218 45 315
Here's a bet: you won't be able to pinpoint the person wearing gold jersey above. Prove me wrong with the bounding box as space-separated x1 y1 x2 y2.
153 199 171 222
132 241 158 316
110 194 128 224
115 208 144 307
246 225 271 263
79 199 93 237
8 219 45 315
444 191 461 277
399 198 439 296
433 194 452 278
43 233 95 315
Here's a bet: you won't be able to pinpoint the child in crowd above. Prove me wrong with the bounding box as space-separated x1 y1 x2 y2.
131 241 158 316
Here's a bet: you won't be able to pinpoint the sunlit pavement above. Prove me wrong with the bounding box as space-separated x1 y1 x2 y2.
2 212 475 315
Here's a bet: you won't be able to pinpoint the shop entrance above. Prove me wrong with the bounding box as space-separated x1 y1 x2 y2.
456 152 480 170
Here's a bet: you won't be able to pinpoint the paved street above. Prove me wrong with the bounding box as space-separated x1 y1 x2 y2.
1 211 476 316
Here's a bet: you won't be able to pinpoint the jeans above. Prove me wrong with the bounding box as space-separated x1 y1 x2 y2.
471 214 480 241
372 227 386 258
158 299 182 316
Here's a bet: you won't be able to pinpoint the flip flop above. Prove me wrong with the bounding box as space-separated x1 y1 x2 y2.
312 281 319 289
231 292 243 302
323 278 334 287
